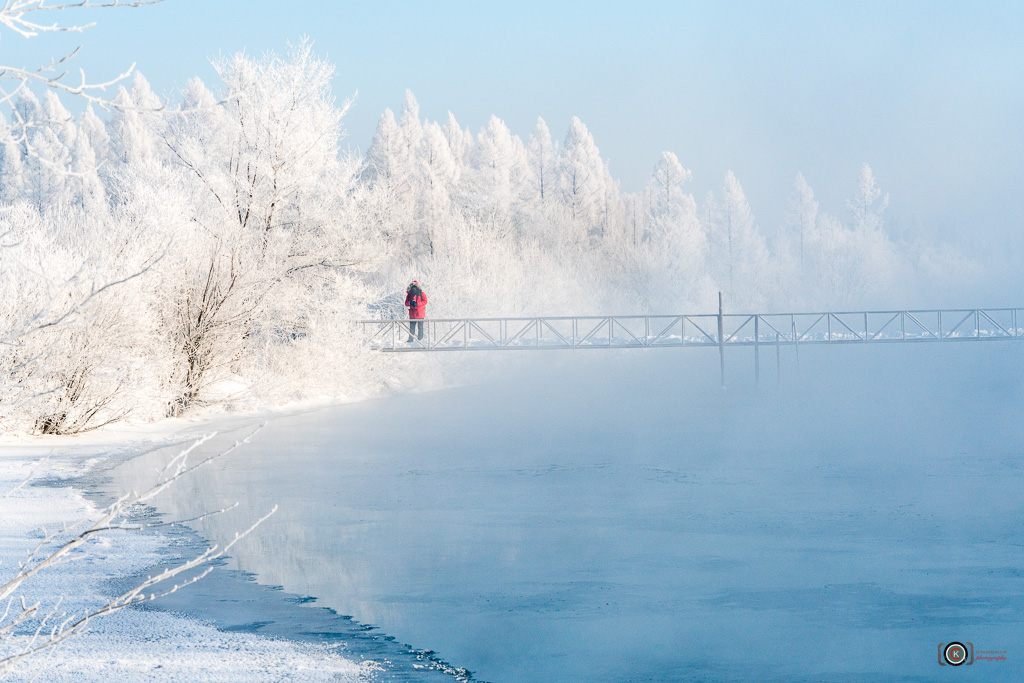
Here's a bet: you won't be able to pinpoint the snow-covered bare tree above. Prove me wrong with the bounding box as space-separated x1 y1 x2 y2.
0 0 176 435
0 202 162 434
157 40 372 412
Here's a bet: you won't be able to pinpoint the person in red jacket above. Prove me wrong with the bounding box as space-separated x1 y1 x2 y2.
405 280 428 342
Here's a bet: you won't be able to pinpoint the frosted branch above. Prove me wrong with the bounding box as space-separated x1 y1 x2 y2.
0 1 161 38
0 426 272 673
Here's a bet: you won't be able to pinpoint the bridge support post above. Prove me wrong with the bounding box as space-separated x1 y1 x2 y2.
754 315 760 384
776 332 781 385
792 319 800 371
718 292 725 388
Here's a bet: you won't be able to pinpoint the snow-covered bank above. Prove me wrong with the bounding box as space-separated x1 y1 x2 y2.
0 421 376 681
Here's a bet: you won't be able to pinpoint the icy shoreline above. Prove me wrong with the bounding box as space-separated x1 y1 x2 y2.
0 417 376 682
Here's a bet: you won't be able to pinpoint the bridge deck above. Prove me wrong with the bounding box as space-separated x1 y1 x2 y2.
360 309 1024 352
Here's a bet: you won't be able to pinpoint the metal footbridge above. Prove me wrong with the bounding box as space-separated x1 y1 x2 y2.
361 306 1024 353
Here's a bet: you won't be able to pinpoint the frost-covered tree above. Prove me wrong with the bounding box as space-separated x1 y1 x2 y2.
646 153 703 253
558 116 608 245
365 108 404 185
156 40 371 412
796 167 903 309
106 73 166 174
805 214 872 308
399 90 424 170
364 107 420 254
0 1 169 436
771 172 820 305
786 172 818 270
67 128 107 215
609 152 710 311
525 117 557 203
0 203 161 434
416 122 459 255
78 104 111 161
648 151 691 210
18 91 71 211
419 122 460 195
469 115 523 237
0 121 25 203
705 171 770 304
848 162 889 234
442 111 472 169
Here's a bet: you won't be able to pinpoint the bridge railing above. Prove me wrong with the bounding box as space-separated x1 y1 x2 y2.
359 309 1024 352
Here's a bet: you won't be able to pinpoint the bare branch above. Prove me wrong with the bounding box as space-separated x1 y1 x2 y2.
0 455 50 500
0 1 162 38
0 426 273 674
0 0 166 163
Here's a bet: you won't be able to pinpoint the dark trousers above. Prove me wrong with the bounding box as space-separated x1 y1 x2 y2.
408 319 423 341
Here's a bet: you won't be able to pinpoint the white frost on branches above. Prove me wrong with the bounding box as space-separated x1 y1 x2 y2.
0 0 166 156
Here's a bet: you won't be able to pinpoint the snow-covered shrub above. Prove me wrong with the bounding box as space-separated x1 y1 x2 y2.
0 203 163 434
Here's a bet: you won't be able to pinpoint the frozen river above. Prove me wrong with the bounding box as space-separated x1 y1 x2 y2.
108 344 1023 681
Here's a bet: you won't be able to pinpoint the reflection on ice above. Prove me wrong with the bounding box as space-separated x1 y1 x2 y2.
110 344 1024 681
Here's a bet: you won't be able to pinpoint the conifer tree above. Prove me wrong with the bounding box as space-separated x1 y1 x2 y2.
558 116 607 245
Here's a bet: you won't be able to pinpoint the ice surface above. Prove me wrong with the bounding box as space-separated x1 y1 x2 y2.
107 342 1024 681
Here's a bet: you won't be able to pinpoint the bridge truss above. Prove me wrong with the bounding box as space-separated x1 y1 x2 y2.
360 308 1024 353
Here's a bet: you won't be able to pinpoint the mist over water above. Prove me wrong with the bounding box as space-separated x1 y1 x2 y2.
111 342 1024 681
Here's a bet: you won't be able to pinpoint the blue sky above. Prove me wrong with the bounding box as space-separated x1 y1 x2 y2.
8 0 1023 257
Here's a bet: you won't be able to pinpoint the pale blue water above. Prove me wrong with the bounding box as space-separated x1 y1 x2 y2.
109 344 1024 681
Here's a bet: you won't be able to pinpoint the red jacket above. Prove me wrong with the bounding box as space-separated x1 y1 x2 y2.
405 288 427 319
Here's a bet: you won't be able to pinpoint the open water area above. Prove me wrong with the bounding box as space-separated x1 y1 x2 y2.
99 343 1024 681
